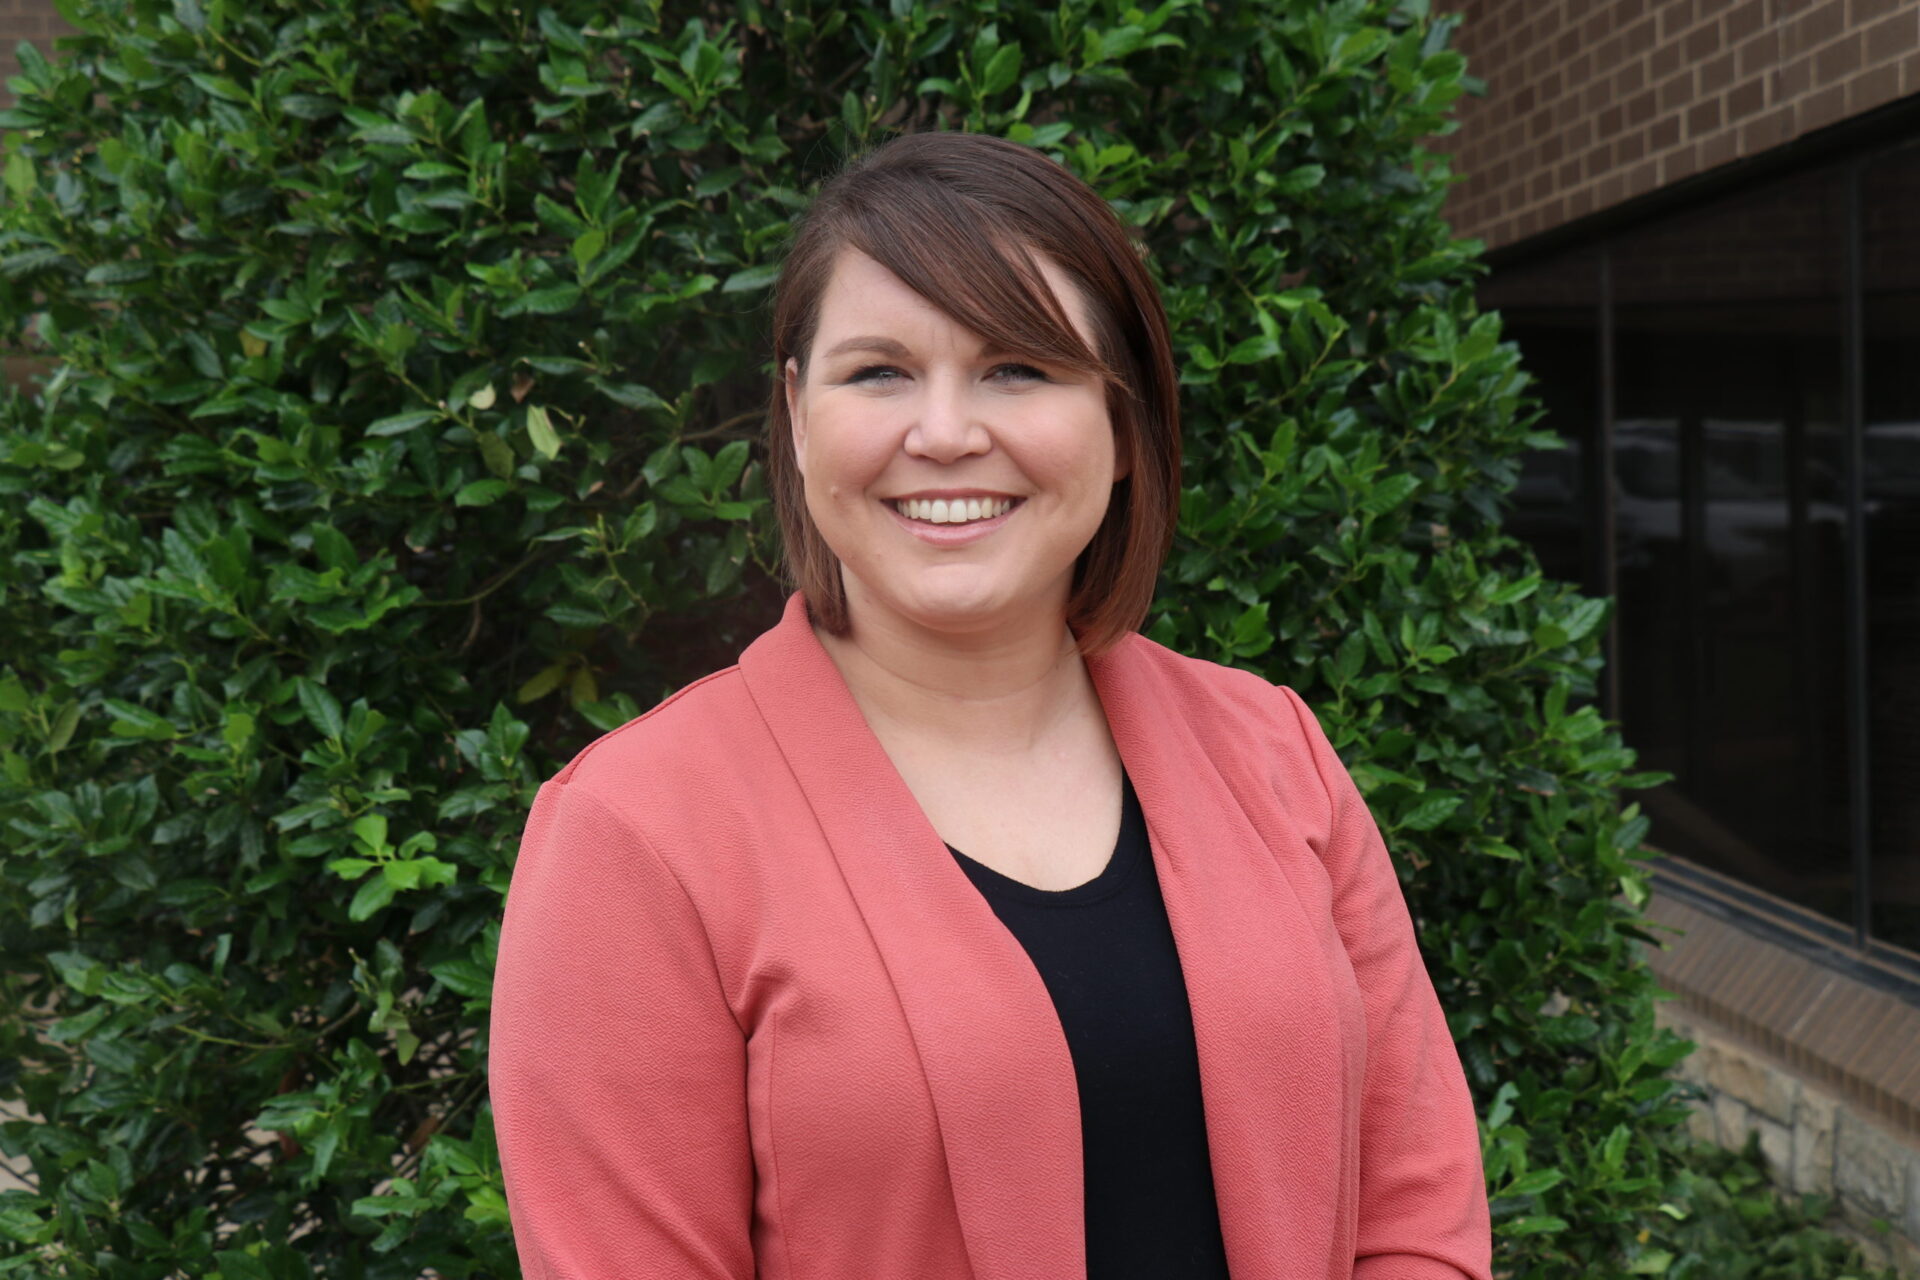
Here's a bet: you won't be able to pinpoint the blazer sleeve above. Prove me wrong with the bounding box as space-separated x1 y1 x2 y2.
1279 687 1494 1280
489 774 754 1280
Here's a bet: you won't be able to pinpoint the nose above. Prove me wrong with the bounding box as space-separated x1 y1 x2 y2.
904 372 990 463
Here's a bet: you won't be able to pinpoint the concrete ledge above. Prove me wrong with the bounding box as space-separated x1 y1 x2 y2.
1649 884 1920 1277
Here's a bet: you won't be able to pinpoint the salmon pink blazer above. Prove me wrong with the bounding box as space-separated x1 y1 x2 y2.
489 591 1493 1280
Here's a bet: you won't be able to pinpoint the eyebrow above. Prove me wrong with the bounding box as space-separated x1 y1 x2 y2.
817 335 1032 363
819 336 912 361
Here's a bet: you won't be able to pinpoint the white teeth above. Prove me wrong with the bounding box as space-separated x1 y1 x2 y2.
894 497 1013 524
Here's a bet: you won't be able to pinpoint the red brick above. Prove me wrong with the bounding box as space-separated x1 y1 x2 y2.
1558 157 1584 187
1799 80 1849 130
1566 116 1596 150
1847 56 1903 110
1652 40 1684 78
1617 59 1649 94
1627 158 1661 194
1664 142 1701 182
1727 74 1768 118
1620 128 1649 162
1861 8 1920 63
1685 21 1722 61
1702 49 1739 91
1779 51 1815 98
1848 0 1903 24
1569 185 1597 219
1813 31 1864 82
1737 28 1782 77
1600 102 1628 135
1587 141 1616 177
1725 0 1768 42
1661 0 1698 39
1662 70 1697 107
1651 114 1684 149
1687 96 1725 134
1702 128 1744 169
1626 15 1659 55
1785 5 1845 58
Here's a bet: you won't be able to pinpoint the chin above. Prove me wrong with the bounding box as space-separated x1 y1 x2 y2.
851 573 1020 634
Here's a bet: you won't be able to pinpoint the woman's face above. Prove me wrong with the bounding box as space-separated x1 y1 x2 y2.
786 246 1126 642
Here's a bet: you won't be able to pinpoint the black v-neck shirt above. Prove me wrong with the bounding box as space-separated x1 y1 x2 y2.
945 774 1233 1279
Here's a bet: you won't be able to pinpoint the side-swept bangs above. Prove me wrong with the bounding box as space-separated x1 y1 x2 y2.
765 132 1180 654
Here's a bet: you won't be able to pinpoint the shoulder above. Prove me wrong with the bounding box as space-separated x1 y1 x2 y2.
1106 632 1347 823
1108 631 1327 749
546 662 768 805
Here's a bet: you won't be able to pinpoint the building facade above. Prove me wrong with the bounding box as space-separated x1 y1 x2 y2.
1439 0 1920 1271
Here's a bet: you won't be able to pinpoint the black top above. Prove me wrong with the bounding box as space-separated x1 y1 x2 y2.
945 774 1233 1280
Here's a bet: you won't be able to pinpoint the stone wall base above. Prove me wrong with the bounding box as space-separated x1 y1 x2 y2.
1659 1001 1920 1277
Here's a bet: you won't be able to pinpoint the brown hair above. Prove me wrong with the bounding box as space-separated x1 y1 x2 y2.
764 131 1181 655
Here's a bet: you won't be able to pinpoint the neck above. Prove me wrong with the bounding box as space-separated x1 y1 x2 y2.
817 589 1095 756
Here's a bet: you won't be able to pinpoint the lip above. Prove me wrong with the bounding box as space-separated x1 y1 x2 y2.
882 495 1023 546
883 489 1021 501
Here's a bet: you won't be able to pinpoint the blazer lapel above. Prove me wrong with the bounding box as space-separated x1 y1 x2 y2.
1087 638 1358 1279
739 593 1086 1280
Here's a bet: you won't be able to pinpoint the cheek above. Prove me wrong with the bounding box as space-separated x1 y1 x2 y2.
802 401 896 499
1029 398 1117 495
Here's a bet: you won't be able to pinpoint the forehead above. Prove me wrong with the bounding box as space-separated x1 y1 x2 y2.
812 245 1098 353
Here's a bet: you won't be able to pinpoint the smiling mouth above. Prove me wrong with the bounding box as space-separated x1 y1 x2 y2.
888 496 1020 525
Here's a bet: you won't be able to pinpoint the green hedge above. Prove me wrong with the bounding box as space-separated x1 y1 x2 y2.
0 0 1888 1276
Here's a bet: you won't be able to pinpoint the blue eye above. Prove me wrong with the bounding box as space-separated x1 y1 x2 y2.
991 363 1047 383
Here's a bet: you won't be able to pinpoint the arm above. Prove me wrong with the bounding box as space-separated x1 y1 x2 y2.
1279 687 1494 1280
489 776 754 1280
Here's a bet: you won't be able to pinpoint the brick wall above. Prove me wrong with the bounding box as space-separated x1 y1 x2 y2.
0 0 67 106
1440 0 1920 251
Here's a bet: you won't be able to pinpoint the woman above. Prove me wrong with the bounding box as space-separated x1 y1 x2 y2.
489 131 1492 1280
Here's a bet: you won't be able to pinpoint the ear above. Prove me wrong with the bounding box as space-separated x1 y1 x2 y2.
784 357 807 475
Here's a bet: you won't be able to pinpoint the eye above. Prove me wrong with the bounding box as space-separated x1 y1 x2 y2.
989 363 1048 384
845 365 905 385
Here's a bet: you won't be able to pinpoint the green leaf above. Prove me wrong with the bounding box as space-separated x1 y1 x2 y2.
348 874 399 921
981 42 1022 96
296 679 344 740
514 283 583 314
721 262 781 293
366 410 441 438
525 405 561 460
455 479 511 506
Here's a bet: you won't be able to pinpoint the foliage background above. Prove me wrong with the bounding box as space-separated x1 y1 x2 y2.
0 0 1892 1276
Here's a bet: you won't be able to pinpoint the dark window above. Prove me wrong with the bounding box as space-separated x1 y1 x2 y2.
1484 253 1603 599
1865 142 1920 955
1484 150 1920 964
1610 169 1852 927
